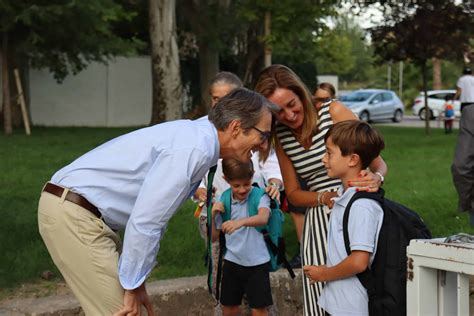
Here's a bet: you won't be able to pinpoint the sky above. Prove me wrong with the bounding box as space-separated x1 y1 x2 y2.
337 2 385 30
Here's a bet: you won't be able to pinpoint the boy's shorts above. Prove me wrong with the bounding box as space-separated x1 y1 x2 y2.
220 260 273 309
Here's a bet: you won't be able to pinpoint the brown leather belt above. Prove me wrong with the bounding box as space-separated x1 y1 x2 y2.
43 182 101 218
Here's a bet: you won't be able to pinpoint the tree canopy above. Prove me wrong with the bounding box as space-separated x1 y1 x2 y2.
369 1 474 134
0 0 142 81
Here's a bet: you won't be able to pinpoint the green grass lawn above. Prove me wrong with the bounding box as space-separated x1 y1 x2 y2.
0 125 472 292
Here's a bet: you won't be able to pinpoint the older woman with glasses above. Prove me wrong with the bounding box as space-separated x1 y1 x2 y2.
255 66 387 316
193 72 283 315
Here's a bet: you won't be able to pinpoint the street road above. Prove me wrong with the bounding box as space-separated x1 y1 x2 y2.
376 115 460 129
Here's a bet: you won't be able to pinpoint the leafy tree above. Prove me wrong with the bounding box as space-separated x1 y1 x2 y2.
313 30 354 78
0 0 141 134
330 16 373 83
178 0 234 109
369 1 473 134
178 0 338 107
239 0 338 86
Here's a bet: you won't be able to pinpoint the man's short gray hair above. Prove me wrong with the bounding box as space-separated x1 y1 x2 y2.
208 88 279 130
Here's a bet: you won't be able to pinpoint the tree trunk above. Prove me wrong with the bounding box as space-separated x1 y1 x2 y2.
198 41 219 110
432 57 442 90
263 11 272 67
1 31 12 135
421 61 430 135
242 22 264 86
149 0 182 124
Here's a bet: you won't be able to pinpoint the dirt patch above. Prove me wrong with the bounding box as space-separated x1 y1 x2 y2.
0 279 71 302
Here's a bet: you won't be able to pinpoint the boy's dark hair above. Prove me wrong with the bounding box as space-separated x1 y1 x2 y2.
325 120 385 169
222 158 254 181
445 94 453 102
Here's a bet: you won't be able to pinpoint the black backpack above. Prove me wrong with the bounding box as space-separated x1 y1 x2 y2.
342 188 432 316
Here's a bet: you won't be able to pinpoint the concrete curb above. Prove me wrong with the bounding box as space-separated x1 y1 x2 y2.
0 269 303 315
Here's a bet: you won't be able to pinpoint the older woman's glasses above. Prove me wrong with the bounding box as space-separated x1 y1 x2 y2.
251 126 271 144
314 97 332 103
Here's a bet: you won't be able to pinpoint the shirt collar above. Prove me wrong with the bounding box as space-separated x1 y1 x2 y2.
333 186 358 208
231 193 249 205
201 117 220 167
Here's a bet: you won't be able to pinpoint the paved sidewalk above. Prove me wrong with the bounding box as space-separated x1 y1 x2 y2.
0 270 303 316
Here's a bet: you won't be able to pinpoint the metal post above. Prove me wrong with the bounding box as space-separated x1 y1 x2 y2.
387 61 392 90
399 61 403 98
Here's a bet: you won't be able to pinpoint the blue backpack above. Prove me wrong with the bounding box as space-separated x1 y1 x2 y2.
212 187 295 299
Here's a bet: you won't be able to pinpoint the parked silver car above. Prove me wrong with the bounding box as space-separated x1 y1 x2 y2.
412 90 461 120
340 89 404 122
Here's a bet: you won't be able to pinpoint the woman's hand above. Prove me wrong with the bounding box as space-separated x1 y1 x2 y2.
265 180 282 201
194 187 207 203
347 169 383 193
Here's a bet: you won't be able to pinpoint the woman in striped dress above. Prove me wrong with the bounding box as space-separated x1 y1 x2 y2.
255 65 387 316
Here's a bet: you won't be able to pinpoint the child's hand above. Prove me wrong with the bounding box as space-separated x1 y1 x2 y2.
303 265 328 283
221 220 243 235
347 169 382 193
212 202 224 216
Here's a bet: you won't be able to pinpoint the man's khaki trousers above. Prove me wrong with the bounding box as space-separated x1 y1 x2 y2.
38 188 124 315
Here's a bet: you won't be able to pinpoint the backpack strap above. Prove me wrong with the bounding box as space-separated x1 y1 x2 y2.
206 165 217 295
248 187 296 279
213 188 233 301
221 189 233 222
342 189 385 301
215 229 226 301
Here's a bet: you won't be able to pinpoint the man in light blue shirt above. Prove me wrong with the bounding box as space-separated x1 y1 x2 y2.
38 88 277 315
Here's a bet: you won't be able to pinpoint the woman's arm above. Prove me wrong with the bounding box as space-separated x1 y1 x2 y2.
329 100 358 123
275 139 336 207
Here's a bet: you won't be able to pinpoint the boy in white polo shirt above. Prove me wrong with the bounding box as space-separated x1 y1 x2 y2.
303 120 385 316
211 158 272 316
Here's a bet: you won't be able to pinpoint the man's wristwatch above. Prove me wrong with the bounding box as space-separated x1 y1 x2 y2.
375 172 385 184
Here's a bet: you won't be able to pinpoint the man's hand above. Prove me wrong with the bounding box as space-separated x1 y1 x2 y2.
303 265 328 283
113 282 154 316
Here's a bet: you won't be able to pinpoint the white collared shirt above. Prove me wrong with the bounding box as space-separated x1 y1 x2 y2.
457 74 474 103
51 118 220 289
318 187 384 315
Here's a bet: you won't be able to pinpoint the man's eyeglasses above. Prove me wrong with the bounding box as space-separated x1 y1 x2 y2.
251 126 271 144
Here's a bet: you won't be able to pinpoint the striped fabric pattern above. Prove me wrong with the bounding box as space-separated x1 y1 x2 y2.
276 103 341 316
